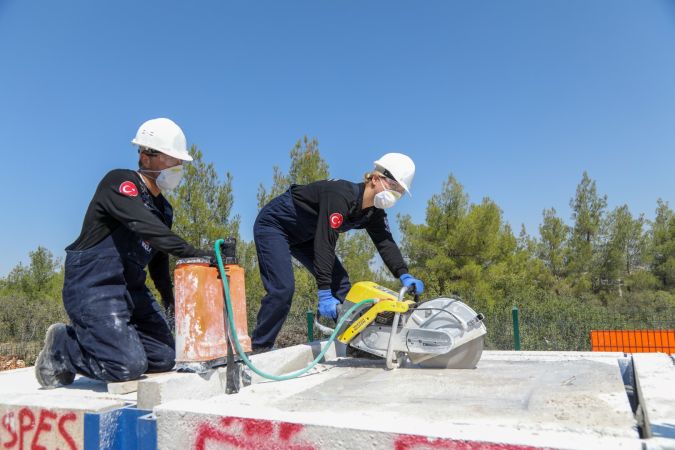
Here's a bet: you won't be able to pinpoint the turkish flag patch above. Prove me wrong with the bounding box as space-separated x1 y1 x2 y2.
119 181 138 197
329 213 343 229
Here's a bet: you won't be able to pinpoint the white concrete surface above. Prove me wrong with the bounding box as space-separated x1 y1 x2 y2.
0 367 136 403
136 368 226 410
243 340 339 384
633 353 675 440
136 340 338 409
483 350 627 362
0 368 130 450
155 354 642 449
7 349 675 449
106 371 171 395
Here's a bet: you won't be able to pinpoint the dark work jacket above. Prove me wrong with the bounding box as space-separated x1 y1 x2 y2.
290 179 408 289
66 169 209 305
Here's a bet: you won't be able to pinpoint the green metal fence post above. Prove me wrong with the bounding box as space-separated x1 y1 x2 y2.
306 310 314 343
512 306 521 350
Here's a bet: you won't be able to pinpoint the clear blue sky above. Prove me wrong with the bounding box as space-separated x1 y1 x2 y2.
1 1 674 276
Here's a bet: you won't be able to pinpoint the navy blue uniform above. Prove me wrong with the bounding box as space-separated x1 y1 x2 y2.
58 169 208 382
252 180 408 348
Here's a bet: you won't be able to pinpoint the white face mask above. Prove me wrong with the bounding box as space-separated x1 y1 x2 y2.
156 165 183 191
373 179 402 209
141 165 184 191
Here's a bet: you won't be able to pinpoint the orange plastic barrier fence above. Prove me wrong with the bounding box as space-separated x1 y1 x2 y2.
590 330 675 353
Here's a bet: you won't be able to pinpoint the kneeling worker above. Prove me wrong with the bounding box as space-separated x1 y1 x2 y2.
35 118 212 388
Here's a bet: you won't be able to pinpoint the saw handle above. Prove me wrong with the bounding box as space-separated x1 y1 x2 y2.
401 283 421 303
399 284 415 300
387 285 417 370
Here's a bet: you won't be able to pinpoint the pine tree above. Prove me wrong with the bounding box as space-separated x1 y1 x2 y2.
399 174 540 307
538 208 568 280
257 136 329 209
168 145 240 250
0 247 63 303
567 172 607 291
650 199 675 289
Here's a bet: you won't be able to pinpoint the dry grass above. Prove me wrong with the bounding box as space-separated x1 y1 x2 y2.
0 355 27 371
0 341 42 367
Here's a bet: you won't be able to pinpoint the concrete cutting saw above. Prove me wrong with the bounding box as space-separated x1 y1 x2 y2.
326 282 487 369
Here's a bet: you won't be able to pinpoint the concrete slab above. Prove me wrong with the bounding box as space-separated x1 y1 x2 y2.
154 354 641 449
0 367 136 402
10 348 667 448
633 353 675 441
0 397 127 450
0 369 131 450
243 339 338 384
136 369 227 410
483 350 627 363
136 340 338 409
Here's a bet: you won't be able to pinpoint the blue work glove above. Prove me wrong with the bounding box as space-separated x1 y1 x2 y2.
399 274 425 294
317 289 341 321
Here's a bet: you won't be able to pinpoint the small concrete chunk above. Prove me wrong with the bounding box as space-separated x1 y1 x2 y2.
107 379 142 395
136 369 226 410
106 372 169 395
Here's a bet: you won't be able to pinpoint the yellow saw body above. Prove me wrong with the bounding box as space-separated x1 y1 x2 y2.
336 282 487 369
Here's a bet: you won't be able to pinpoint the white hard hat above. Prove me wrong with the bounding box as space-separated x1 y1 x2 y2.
131 118 192 161
374 152 415 196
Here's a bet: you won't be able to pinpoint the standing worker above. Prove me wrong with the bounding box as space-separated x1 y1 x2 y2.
35 118 213 388
251 153 425 352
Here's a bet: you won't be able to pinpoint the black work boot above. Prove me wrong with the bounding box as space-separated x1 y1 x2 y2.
249 345 274 355
34 323 76 389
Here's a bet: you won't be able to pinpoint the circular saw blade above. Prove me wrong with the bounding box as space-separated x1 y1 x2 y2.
413 335 484 369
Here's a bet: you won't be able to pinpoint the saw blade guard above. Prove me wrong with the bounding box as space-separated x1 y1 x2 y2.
404 297 486 368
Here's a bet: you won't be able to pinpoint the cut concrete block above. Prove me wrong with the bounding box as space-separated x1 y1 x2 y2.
108 379 142 395
136 341 340 410
0 367 134 449
244 340 338 384
0 394 126 450
107 372 170 395
136 369 226 410
155 354 641 449
632 353 675 442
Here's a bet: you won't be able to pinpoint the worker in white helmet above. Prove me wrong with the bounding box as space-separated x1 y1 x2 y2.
251 153 425 352
35 118 213 388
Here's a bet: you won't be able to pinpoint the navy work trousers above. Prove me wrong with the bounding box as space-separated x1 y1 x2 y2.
59 234 175 382
252 191 350 348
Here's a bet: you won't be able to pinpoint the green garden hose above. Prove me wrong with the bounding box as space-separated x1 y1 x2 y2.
214 239 374 381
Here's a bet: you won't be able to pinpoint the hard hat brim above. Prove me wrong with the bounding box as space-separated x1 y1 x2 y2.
132 140 194 162
374 160 412 197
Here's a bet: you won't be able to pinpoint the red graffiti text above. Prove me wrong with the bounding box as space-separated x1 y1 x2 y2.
1 407 78 450
194 417 312 450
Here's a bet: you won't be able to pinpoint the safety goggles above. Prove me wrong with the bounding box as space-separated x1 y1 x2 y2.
140 147 182 167
381 170 405 194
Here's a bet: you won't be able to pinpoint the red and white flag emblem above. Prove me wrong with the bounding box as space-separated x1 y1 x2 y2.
329 213 343 229
119 181 138 197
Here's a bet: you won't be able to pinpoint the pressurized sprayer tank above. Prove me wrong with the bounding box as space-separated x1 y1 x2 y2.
173 239 251 372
